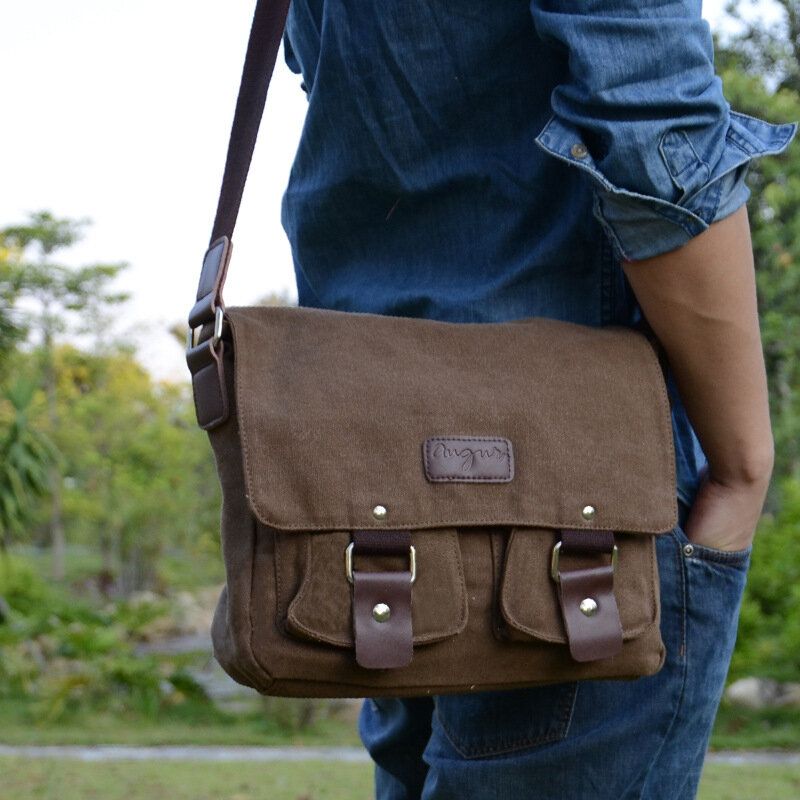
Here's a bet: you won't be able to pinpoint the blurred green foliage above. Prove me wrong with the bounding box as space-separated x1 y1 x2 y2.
0 381 56 548
732 479 800 681
0 556 206 722
0 342 223 595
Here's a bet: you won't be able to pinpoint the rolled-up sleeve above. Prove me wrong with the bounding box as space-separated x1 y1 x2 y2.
529 1 798 262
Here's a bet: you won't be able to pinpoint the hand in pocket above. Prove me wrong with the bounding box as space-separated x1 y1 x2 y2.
683 468 769 552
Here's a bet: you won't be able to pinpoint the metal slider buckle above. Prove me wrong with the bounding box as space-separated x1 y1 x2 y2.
550 541 618 584
186 306 225 352
345 543 417 585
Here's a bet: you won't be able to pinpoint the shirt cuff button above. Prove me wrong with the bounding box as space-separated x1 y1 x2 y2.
570 143 589 159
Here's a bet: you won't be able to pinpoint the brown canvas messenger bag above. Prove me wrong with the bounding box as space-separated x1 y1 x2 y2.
185 0 678 698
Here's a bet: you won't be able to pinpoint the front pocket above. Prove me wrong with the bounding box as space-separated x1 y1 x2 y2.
274 528 469 648
499 528 659 644
674 524 751 569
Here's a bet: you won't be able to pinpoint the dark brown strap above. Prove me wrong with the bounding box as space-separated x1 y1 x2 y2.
186 1 291 427
186 337 229 429
560 529 617 555
211 0 291 246
350 531 414 670
555 530 623 662
353 529 413 554
188 0 291 335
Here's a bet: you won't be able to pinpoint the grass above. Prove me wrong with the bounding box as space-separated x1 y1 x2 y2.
698 763 800 799
710 704 800 751
0 759 372 800
2 694 797 751
0 759 797 800
0 699 361 747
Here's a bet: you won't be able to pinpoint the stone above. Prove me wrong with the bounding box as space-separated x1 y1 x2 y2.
0 595 11 624
725 677 800 710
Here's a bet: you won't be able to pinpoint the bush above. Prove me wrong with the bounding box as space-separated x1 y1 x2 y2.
0 555 207 720
731 479 800 683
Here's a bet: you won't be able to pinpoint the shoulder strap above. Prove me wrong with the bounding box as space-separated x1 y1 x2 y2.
188 0 291 332
211 0 292 244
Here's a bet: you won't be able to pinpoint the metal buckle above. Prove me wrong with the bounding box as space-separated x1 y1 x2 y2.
550 541 618 583
345 543 417 585
186 306 225 352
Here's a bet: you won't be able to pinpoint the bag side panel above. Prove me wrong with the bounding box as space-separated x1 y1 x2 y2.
207 369 275 693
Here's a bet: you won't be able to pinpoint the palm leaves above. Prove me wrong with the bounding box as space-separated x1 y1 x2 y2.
0 381 57 549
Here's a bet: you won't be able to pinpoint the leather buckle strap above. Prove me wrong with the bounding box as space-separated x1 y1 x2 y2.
348 531 414 670
186 239 233 431
552 530 624 663
189 237 232 331
186 334 230 431
345 542 417 584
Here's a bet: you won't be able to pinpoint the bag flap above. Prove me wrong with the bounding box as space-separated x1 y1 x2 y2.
226 306 677 534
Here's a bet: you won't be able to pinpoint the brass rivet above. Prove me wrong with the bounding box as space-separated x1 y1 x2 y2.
683 544 694 557
579 598 598 617
581 504 596 520
372 603 391 623
372 504 388 520
570 142 589 159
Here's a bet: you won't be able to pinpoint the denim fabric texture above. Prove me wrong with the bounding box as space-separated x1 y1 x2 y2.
281 0 797 508
280 1 796 796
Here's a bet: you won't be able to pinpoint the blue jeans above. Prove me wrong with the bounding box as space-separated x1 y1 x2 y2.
359 501 751 799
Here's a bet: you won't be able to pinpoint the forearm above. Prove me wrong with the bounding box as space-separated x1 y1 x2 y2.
623 204 773 545
623 203 773 482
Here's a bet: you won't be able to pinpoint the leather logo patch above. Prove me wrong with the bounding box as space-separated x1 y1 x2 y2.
423 437 514 483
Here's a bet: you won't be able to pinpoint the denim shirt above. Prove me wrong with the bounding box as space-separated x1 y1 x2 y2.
280 0 798 505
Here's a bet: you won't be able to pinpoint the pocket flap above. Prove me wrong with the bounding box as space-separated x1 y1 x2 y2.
285 529 468 648
500 528 658 643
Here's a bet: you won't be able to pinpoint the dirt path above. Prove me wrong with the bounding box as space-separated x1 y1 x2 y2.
0 745 370 763
0 746 798 764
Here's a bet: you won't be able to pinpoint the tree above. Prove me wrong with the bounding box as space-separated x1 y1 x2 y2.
0 234 26 364
713 8 800 482
0 380 56 551
1 212 129 579
46 345 221 594
722 0 800 94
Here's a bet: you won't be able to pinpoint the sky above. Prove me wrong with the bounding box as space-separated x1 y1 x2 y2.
0 0 780 380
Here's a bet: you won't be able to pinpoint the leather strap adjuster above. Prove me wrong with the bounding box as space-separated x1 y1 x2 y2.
348 531 414 670
552 530 624 663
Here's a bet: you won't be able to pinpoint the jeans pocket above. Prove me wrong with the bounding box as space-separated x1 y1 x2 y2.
433 682 577 759
673 523 752 570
